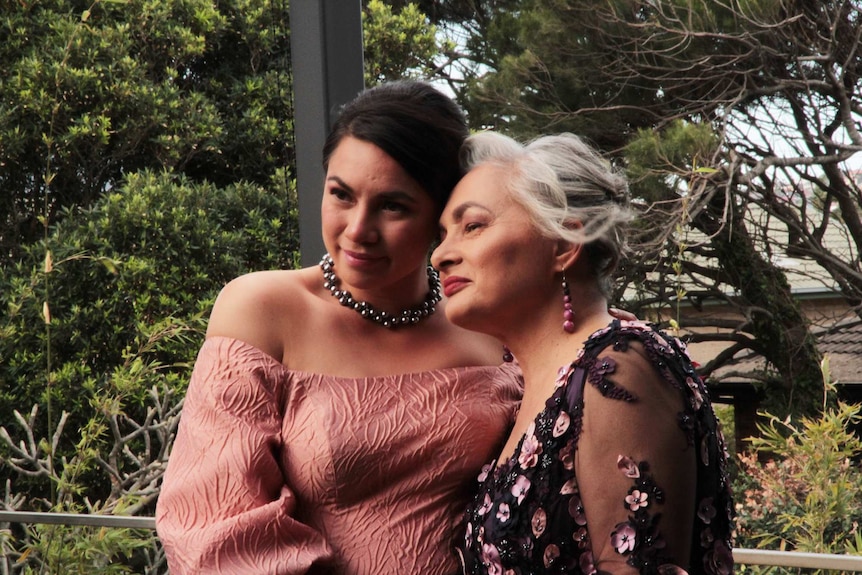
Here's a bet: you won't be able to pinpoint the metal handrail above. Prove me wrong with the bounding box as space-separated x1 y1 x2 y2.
0 510 155 530
2 511 862 570
733 548 862 571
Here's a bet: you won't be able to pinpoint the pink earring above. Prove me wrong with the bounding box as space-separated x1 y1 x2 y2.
562 274 575 333
503 345 514 363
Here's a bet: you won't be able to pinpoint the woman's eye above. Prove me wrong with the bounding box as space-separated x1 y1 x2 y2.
465 222 483 232
330 188 351 201
382 201 408 213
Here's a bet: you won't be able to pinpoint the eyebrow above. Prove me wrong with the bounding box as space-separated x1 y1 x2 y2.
326 175 353 193
450 201 490 221
326 175 421 204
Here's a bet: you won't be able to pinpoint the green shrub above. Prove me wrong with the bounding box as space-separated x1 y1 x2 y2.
733 359 862 574
0 169 298 573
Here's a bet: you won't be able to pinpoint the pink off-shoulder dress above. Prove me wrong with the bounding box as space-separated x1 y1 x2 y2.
156 336 523 574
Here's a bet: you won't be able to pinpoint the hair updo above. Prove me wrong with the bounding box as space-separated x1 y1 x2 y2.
322 80 469 214
460 131 632 295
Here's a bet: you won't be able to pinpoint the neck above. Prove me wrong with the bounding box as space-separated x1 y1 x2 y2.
504 291 611 394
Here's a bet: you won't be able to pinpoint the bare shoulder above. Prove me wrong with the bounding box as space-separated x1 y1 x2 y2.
206 267 317 360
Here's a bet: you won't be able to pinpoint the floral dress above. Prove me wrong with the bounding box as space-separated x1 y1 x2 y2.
456 320 734 575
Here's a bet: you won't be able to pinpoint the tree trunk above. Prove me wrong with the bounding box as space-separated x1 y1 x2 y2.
694 188 825 418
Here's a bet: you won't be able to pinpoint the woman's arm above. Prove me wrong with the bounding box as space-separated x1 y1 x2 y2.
575 342 697 575
156 338 334 574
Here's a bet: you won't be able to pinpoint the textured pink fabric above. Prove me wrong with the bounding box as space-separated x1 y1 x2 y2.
156 336 522 574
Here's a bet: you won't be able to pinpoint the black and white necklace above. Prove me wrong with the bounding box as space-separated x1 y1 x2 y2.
320 253 441 329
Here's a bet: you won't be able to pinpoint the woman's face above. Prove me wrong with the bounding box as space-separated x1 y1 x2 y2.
321 136 438 295
431 163 560 334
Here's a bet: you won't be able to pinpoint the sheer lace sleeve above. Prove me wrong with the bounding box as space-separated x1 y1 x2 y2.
575 339 699 575
156 338 334 575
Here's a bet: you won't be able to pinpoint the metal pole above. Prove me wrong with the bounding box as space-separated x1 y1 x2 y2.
289 0 365 267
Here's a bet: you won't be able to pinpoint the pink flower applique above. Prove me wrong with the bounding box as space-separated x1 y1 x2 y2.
553 411 571 437
560 477 577 495
531 508 547 537
518 423 543 469
700 527 715 548
573 347 586 363
511 475 531 504
478 462 493 482
542 544 560 568
496 502 511 523
559 439 575 470
481 543 503 575
579 550 597 575
568 494 587 525
555 364 571 387
625 489 649 511
617 455 640 478
611 522 637 554
596 356 617 376
697 497 716 524
703 540 733 575
530 507 548 538
573 526 589 549
591 326 613 339
478 493 493 516
687 376 704 410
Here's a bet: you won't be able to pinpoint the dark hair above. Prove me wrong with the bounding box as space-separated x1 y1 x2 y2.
322 81 469 212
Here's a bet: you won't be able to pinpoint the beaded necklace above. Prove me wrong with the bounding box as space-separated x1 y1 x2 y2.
320 253 441 329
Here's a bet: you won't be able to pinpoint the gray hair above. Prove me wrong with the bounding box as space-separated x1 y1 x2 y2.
460 131 632 295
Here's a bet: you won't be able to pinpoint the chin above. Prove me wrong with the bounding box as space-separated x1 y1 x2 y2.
445 304 492 336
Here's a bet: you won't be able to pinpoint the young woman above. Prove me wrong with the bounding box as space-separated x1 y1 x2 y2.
155 82 524 574
432 132 734 575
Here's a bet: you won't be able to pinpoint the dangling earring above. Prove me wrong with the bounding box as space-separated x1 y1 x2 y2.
502 345 514 363
562 273 575 334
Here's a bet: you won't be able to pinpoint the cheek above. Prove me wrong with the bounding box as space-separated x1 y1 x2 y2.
484 244 546 291
320 202 347 233
392 219 437 249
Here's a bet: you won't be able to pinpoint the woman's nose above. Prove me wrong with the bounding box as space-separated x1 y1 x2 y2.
431 234 457 270
345 208 378 244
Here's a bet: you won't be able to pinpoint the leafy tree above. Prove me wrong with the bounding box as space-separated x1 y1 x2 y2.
0 0 294 259
363 0 446 86
451 0 862 417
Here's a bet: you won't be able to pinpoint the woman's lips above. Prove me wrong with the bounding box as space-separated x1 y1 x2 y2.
342 250 384 267
442 276 470 298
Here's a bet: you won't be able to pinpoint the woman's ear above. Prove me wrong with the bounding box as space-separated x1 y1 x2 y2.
554 239 583 273
554 219 583 271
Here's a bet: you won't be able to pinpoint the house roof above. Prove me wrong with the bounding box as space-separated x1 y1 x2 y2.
709 320 862 386
819 322 862 384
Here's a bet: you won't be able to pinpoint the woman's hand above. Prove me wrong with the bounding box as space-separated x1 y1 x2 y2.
608 307 638 321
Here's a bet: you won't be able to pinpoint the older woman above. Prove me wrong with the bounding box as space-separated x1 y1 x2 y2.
432 132 733 575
